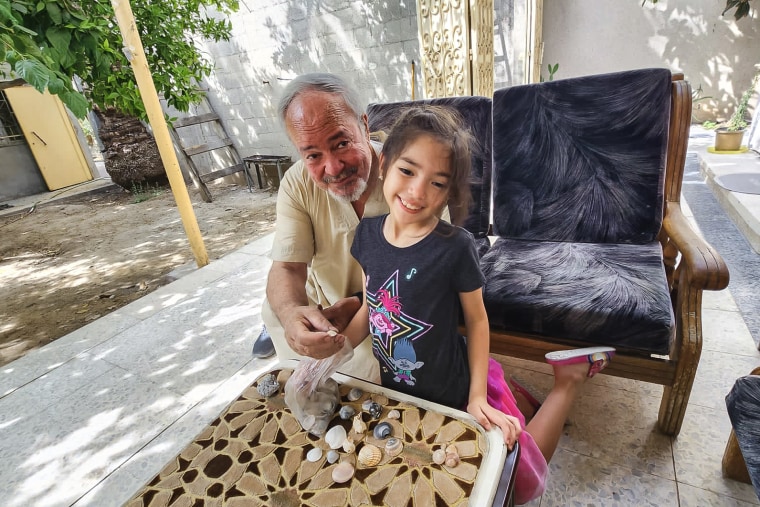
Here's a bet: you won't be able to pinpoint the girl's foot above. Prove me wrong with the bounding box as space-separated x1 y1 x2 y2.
545 346 615 378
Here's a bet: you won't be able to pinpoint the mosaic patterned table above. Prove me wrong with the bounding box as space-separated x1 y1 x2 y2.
127 360 510 506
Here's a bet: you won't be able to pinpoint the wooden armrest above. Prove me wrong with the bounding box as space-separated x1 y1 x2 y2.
662 202 729 291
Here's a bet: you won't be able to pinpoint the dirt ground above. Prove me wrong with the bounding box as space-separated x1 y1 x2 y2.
0 181 277 367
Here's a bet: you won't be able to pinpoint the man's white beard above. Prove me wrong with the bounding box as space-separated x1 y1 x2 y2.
329 176 368 203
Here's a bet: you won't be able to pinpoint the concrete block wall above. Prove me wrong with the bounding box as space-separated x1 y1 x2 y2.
196 0 422 161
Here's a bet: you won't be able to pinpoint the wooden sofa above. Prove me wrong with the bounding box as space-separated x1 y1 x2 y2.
368 69 729 436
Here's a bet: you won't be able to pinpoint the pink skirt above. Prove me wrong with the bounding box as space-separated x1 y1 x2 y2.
486 358 548 505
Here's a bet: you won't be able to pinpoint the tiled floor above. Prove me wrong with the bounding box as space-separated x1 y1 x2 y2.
1 133 759 506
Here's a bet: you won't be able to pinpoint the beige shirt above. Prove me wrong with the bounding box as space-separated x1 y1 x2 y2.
269 145 389 308
262 143 448 381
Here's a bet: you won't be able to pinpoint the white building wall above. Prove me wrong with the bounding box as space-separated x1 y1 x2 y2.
198 0 421 161
541 0 759 123
196 0 758 157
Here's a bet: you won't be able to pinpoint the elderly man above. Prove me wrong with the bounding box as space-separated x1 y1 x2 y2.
255 73 387 380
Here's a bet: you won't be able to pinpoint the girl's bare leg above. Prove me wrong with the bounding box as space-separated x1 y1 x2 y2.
513 391 538 421
524 362 590 462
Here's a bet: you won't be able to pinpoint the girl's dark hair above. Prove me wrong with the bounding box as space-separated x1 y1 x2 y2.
380 105 473 225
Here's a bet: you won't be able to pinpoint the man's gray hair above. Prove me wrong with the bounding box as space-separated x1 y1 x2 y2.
277 73 365 125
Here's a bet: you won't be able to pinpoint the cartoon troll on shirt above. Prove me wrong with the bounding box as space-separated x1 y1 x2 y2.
370 288 401 341
390 338 424 385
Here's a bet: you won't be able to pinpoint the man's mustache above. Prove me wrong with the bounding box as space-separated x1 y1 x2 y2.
323 167 358 184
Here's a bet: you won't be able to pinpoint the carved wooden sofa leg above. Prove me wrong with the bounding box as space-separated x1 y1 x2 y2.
658 283 702 435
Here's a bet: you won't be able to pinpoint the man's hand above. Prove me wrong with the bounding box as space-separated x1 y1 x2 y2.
282 305 345 359
321 295 362 332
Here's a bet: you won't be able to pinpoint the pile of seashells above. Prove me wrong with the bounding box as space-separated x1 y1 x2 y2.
306 386 460 484
256 374 462 484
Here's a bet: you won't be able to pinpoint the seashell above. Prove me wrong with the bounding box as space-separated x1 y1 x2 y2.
332 461 355 483
357 444 382 467
385 438 403 457
387 409 400 420
445 452 460 468
352 414 367 434
306 447 323 462
363 401 382 419
347 387 363 401
443 443 459 467
325 425 348 450
342 437 356 453
276 369 292 385
339 405 356 420
373 421 393 439
256 373 280 397
326 450 340 464
432 449 446 465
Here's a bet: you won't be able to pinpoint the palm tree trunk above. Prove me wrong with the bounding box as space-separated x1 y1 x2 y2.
94 106 167 190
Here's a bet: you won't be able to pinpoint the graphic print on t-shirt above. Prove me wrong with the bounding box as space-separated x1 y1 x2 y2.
367 270 433 385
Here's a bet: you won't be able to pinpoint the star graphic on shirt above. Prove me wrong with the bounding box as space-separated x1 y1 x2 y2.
367 270 432 369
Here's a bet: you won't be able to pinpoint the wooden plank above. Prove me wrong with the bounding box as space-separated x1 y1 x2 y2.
183 137 233 156
173 113 220 129
168 125 213 203
482 328 677 386
199 163 247 183
723 431 752 484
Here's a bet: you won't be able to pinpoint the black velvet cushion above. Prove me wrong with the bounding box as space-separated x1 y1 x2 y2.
491 68 671 244
726 375 760 500
367 96 492 239
481 238 674 354
484 68 675 352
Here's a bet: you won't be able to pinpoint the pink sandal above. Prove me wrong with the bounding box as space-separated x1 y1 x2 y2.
545 346 615 378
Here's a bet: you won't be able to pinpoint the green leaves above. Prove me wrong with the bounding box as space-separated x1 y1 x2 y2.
44 2 61 23
45 26 70 53
14 58 49 90
60 89 89 118
0 0 17 23
1 0 238 119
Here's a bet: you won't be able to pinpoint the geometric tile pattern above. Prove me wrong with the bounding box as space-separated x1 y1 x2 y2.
127 368 491 506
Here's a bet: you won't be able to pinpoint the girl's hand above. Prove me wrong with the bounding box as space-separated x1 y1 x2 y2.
467 398 522 450
321 296 362 332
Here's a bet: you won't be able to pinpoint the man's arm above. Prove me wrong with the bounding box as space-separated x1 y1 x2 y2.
266 260 309 316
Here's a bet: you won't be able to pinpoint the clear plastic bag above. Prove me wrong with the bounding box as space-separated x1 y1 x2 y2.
284 341 354 436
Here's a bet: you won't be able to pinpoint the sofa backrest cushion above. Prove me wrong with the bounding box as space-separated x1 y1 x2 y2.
491 68 671 244
367 96 492 239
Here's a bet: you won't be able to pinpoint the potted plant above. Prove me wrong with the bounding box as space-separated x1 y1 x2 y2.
714 71 759 152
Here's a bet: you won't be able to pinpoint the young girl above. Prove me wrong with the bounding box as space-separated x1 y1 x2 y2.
339 105 614 505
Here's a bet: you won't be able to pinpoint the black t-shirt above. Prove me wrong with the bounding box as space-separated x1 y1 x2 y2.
351 215 485 409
